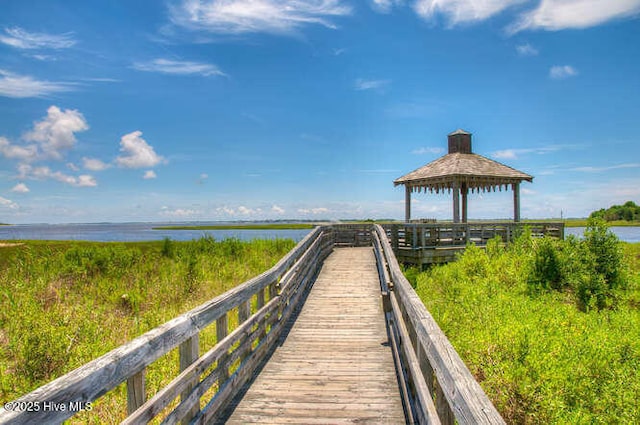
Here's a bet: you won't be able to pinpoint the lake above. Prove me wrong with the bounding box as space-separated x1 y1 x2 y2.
1 223 639 243
0 222 312 243
565 226 640 243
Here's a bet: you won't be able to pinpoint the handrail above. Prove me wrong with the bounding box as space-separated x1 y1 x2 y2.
0 226 332 425
386 221 564 250
373 224 505 425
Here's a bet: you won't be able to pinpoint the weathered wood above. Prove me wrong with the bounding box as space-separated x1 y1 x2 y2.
2 224 506 425
0 227 323 425
374 224 505 425
225 248 405 424
127 369 146 415
179 335 199 425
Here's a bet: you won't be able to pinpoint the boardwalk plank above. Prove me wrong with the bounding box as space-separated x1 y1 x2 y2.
222 247 406 424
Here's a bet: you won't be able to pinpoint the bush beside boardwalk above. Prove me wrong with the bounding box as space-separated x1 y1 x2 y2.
411 220 640 423
0 237 295 423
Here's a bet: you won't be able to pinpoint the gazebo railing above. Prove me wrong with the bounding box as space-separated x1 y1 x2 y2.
385 222 564 251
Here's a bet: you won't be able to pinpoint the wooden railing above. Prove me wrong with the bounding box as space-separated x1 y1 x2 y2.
2 224 505 425
386 222 564 250
0 227 334 425
373 224 505 424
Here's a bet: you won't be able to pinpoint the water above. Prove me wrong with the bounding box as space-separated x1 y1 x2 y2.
1 223 639 243
564 226 640 243
0 222 312 243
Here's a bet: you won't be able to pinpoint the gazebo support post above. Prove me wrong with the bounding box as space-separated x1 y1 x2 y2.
513 182 521 222
461 184 468 223
453 182 460 223
405 185 412 222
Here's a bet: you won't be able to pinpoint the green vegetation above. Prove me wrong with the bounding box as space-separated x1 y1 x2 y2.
0 236 295 422
412 220 640 423
590 200 640 224
153 223 316 230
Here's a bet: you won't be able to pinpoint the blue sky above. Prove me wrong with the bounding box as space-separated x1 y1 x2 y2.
1 0 639 224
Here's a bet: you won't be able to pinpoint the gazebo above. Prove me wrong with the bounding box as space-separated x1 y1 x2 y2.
394 129 533 223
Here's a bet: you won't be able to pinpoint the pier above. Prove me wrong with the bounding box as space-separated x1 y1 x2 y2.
1 224 510 425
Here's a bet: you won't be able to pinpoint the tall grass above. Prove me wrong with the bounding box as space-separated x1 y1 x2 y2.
412 221 640 423
0 236 295 422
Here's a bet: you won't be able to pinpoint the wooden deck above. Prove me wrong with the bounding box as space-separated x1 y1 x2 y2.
223 247 406 424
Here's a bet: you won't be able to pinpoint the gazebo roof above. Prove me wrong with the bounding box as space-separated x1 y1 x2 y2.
394 131 533 193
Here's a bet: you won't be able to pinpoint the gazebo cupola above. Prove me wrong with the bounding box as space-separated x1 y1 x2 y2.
394 129 533 223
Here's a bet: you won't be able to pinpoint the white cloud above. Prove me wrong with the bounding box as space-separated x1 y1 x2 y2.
17 164 96 187
492 149 518 159
371 0 403 13
0 196 19 210
516 43 538 56
570 163 640 173
0 27 76 49
82 157 110 171
24 105 89 160
271 204 285 214
297 207 330 215
0 69 75 98
115 131 165 169
0 136 38 161
160 207 200 218
414 0 525 26
11 183 30 193
354 78 390 91
169 0 352 35
143 170 157 179
412 146 445 155
237 205 255 215
1 106 88 162
132 58 226 77
549 65 578 79
509 0 640 33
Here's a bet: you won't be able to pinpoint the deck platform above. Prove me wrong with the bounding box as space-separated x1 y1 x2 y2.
223 247 406 424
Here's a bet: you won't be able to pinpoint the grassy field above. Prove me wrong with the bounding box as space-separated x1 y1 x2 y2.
410 225 640 423
0 236 296 422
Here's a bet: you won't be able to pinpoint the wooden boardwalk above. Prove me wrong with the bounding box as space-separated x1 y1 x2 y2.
223 247 406 424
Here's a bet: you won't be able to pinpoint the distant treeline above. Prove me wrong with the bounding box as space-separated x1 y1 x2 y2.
590 201 640 222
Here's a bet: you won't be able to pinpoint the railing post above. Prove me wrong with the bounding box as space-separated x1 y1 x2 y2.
216 313 229 388
238 300 251 362
435 380 455 425
126 369 145 415
179 335 199 424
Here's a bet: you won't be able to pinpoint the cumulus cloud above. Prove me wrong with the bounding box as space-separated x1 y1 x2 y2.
271 204 285 214
0 196 19 210
509 0 640 33
11 183 30 193
17 164 97 187
115 131 165 169
0 106 88 163
549 65 578 79
169 0 351 35
143 170 157 179
24 105 89 160
0 27 76 49
0 69 75 98
160 206 201 218
298 207 329 215
82 157 110 171
132 58 226 77
0 136 37 161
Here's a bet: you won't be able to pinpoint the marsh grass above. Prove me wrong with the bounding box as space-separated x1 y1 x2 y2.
0 236 295 422
413 222 640 423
